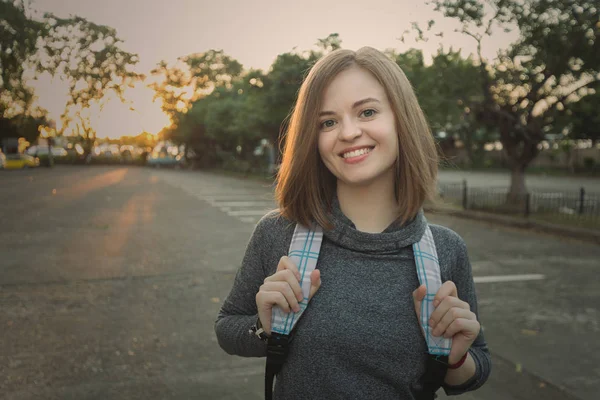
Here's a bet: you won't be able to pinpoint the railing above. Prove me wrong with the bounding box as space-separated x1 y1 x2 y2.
437 181 600 229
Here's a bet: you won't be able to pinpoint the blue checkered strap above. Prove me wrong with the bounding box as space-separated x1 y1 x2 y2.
413 225 452 356
270 222 324 335
270 223 451 357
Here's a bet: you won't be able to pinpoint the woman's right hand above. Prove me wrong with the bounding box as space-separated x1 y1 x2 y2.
256 256 322 335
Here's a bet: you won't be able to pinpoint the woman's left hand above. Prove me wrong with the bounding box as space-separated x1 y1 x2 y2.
413 281 480 365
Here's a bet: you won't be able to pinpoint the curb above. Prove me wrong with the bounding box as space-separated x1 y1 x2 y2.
424 206 600 246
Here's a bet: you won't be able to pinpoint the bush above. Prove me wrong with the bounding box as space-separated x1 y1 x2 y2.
583 157 595 171
37 153 80 165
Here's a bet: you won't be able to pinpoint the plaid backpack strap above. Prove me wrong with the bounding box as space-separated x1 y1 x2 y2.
412 225 452 399
270 222 324 335
413 225 452 356
265 222 323 400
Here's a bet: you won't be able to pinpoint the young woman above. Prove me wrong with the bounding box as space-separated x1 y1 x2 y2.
215 47 491 399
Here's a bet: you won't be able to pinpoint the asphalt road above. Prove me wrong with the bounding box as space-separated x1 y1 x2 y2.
1 166 599 400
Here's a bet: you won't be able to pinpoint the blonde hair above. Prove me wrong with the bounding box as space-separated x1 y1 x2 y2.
275 47 438 230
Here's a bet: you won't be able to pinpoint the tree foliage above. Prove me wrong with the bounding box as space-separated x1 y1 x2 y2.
426 0 599 197
555 82 600 144
151 36 341 167
0 0 41 119
1 0 143 146
155 33 492 170
38 13 143 138
149 49 243 125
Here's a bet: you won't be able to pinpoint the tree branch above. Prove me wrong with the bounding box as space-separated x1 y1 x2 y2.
484 2 504 36
554 78 598 106
516 67 552 106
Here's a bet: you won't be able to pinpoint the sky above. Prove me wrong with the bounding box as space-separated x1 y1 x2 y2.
28 0 518 139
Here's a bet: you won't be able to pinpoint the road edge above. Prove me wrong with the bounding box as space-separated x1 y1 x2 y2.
424 206 600 246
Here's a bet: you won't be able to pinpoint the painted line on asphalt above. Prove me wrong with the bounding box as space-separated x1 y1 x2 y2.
204 195 272 203
217 201 275 207
227 210 272 217
239 216 260 224
474 274 545 283
203 195 267 201
221 207 273 213
201 192 268 197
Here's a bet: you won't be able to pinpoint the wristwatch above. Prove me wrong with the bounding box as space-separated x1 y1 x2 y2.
249 318 270 342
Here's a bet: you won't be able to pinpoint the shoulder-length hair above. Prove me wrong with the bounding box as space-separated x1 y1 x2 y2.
275 46 438 230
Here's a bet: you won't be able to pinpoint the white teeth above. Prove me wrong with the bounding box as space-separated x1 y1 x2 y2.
342 147 372 159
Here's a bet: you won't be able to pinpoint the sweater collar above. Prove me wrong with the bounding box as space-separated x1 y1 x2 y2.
322 195 427 253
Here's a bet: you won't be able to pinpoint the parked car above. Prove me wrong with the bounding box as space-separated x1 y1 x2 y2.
25 146 68 157
90 143 122 164
146 141 185 168
3 153 40 169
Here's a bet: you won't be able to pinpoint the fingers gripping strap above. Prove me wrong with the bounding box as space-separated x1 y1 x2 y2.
271 223 323 335
413 226 452 356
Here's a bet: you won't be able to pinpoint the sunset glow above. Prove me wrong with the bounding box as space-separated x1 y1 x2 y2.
29 0 518 140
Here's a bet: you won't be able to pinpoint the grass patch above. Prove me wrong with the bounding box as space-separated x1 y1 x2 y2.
529 213 600 231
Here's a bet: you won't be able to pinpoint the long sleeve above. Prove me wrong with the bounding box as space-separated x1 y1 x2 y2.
442 237 492 395
214 217 272 357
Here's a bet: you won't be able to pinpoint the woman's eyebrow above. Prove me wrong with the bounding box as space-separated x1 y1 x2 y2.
319 97 380 117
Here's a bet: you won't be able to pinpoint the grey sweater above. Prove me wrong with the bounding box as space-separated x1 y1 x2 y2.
215 199 491 399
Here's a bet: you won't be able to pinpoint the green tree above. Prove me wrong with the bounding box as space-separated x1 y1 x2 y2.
556 84 600 145
150 49 244 163
262 50 321 155
161 35 340 168
1 1 142 153
0 0 47 142
316 33 342 53
389 47 490 166
427 0 599 201
149 49 243 125
38 13 143 153
0 0 38 114
427 48 495 167
172 69 267 167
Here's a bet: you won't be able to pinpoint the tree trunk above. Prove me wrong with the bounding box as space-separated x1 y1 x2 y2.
182 141 189 167
501 127 540 207
462 126 474 168
508 164 527 204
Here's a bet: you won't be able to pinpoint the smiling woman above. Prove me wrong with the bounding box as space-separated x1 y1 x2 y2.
216 47 491 400
276 47 438 231
317 67 400 196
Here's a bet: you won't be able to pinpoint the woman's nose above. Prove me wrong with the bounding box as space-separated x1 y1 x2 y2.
338 118 362 141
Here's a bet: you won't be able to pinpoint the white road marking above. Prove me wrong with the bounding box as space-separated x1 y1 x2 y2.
217 201 275 207
159 174 275 224
239 216 261 224
202 193 269 199
474 274 545 283
227 210 272 217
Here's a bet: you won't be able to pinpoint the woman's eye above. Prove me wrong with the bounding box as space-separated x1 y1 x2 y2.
321 120 336 129
361 109 376 118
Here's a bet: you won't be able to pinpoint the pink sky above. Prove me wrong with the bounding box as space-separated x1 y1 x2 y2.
29 0 517 139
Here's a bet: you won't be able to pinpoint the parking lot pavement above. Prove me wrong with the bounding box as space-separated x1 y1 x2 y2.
159 168 600 400
1 166 598 399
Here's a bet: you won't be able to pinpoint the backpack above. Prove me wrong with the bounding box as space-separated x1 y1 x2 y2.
265 222 452 400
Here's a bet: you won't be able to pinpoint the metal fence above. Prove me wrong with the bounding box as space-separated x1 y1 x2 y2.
438 181 600 229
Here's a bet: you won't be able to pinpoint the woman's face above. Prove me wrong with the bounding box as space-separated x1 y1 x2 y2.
317 66 399 190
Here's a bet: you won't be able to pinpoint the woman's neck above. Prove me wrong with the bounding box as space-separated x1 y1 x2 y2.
336 178 400 233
